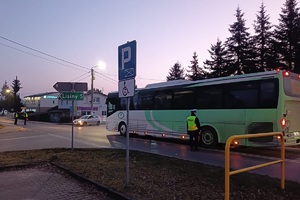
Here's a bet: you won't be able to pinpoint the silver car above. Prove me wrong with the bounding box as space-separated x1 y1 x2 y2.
73 115 101 126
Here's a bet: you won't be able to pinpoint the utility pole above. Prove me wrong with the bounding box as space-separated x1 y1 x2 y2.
91 68 94 114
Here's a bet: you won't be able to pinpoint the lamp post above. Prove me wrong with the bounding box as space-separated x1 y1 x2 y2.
1 89 11 115
90 61 106 115
91 68 95 114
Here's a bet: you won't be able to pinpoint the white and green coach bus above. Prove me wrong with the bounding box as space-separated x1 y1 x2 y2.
106 70 300 148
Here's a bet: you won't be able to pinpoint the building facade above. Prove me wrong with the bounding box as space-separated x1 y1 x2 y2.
24 92 60 113
24 91 107 122
58 91 107 117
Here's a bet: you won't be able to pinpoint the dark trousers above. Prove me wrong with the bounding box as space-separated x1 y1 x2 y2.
14 118 18 125
188 130 199 150
24 118 27 125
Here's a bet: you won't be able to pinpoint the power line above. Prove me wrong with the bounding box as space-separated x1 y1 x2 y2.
94 70 118 83
70 72 90 82
0 36 90 71
1 35 165 85
0 42 87 73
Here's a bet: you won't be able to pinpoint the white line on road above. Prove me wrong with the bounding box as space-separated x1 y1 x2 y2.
47 133 109 148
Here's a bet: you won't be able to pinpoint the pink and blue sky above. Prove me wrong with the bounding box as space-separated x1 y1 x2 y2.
0 0 287 98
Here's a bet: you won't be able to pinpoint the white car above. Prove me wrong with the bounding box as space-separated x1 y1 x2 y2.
73 115 101 126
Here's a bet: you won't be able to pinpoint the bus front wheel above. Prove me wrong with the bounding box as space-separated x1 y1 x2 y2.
119 122 127 136
200 127 218 148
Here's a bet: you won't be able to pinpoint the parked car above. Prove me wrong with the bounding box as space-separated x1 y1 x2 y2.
73 115 101 126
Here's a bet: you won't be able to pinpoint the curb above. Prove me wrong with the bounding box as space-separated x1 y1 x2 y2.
51 162 133 200
0 162 133 200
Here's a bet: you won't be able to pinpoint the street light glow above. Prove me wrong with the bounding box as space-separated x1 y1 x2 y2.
97 60 106 70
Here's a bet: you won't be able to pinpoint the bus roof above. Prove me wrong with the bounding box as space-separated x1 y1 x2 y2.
108 70 294 96
145 79 193 89
187 70 280 88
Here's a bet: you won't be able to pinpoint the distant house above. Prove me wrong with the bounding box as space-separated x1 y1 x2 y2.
24 91 107 123
24 92 59 113
58 91 107 117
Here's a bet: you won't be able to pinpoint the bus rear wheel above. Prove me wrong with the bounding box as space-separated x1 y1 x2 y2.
119 122 127 136
200 127 218 148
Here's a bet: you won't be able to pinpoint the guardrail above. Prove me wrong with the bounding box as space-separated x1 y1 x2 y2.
224 132 285 200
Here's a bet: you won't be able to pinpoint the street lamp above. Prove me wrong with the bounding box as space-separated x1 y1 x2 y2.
91 61 106 114
1 88 11 115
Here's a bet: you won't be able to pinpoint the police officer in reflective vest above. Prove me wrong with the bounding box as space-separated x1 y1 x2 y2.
23 111 28 125
187 109 201 151
14 112 19 125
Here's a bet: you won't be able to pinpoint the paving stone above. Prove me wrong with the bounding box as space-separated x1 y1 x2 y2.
0 164 114 200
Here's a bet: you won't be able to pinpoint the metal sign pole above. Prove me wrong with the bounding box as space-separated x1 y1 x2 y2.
71 100 74 149
126 96 130 186
118 40 137 187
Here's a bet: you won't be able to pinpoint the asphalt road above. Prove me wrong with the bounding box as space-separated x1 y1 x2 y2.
2 116 300 184
0 117 117 151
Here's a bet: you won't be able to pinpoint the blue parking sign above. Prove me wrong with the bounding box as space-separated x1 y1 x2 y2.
118 40 137 81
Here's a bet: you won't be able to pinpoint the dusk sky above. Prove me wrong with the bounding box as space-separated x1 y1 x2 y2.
0 0 288 98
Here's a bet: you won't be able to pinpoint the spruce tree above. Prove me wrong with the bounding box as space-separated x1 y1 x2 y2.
1 81 10 98
0 81 11 113
186 52 206 80
225 7 254 75
204 38 229 78
166 62 185 81
11 76 22 112
252 2 274 71
273 0 300 72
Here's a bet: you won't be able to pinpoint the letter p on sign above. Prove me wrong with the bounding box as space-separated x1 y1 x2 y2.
122 46 131 70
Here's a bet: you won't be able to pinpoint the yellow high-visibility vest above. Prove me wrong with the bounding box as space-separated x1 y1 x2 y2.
187 116 198 131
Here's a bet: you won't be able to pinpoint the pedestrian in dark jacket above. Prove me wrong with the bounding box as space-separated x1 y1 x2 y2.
187 109 201 151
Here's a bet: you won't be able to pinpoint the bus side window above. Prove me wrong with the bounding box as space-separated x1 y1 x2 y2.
196 86 223 109
225 82 258 109
173 90 195 109
154 90 172 110
260 80 278 108
138 92 154 110
119 98 127 110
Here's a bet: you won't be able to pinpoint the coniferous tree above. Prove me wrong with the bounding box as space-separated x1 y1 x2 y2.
186 52 206 80
273 0 300 72
11 76 23 112
0 81 11 113
1 81 10 98
252 2 274 71
225 7 254 75
166 62 185 81
204 38 229 78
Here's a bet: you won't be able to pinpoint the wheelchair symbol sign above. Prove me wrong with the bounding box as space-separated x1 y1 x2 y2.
118 78 135 98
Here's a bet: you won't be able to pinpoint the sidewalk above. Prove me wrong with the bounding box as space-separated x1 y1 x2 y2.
0 124 24 134
0 117 128 200
0 116 24 134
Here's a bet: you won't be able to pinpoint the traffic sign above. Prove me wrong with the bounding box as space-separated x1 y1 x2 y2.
118 78 135 98
118 40 137 81
60 92 84 100
53 82 88 92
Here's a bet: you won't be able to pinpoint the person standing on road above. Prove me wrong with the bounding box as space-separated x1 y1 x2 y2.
187 109 201 151
14 112 19 125
23 111 28 125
